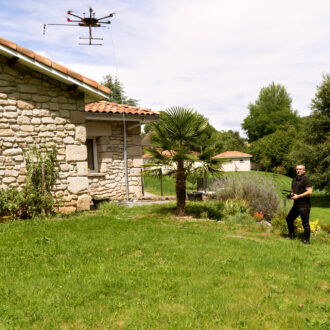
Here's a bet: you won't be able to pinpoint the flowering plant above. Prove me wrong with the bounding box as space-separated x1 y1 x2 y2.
295 217 321 233
254 211 264 221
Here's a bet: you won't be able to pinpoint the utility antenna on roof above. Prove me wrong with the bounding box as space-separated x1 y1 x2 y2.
43 7 115 45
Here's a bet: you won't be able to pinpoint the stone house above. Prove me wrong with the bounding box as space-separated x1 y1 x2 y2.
213 151 252 172
0 37 158 213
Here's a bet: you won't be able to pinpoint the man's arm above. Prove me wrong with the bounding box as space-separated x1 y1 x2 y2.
291 187 313 200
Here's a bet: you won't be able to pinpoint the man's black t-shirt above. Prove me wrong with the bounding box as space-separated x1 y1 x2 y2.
292 174 312 206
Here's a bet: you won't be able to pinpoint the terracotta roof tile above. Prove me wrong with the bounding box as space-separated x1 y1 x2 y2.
85 101 159 116
34 53 52 67
51 61 68 75
213 151 252 158
67 69 83 82
16 45 35 59
0 36 110 95
0 37 16 50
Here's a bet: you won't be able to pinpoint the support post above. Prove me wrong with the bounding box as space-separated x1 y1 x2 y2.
123 113 129 200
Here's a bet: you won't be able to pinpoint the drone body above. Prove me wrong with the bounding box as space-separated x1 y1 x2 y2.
44 8 115 45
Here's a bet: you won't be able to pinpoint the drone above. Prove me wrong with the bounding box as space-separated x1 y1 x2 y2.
43 8 115 45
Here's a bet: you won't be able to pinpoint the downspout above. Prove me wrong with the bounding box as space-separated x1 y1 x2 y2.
123 113 129 201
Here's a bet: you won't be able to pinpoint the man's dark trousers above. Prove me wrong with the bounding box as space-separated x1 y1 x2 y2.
286 203 311 240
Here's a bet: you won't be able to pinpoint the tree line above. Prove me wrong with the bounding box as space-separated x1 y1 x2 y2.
242 75 330 193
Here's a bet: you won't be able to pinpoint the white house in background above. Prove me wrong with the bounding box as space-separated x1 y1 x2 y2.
213 151 252 172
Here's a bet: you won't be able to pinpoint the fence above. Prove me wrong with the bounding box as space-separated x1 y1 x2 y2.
142 173 217 196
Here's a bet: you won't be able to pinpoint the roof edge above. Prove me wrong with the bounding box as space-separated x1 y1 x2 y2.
0 38 110 100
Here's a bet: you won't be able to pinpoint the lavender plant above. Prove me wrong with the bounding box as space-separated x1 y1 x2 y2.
212 174 280 221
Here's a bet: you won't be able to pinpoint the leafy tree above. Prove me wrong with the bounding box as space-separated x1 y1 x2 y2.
288 74 330 192
242 82 300 142
216 130 248 153
101 74 139 106
146 107 222 216
248 128 298 173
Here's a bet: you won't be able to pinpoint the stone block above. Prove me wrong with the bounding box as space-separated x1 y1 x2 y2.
58 206 76 214
0 129 14 136
21 125 34 132
70 111 86 124
3 148 22 156
76 161 88 175
127 146 142 156
75 125 86 143
133 158 143 167
77 194 91 211
3 177 16 183
4 112 17 118
17 116 31 124
63 136 74 144
17 100 34 110
55 117 67 125
32 95 51 103
66 145 87 161
31 118 41 124
41 117 54 124
4 106 16 111
68 177 89 194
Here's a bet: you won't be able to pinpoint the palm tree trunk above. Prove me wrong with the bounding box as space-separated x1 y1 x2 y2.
175 160 186 216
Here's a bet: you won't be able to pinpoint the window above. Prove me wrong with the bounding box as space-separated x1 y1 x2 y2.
86 138 98 172
240 159 244 163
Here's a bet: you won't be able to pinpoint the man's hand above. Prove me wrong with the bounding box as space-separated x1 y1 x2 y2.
291 194 299 200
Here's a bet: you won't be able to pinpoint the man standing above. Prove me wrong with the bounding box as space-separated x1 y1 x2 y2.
286 164 313 244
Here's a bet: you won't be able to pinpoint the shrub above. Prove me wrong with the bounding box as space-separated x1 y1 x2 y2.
0 146 58 219
212 174 280 221
272 215 321 235
271 216 288 235
185 201 224 220
223 199 250 216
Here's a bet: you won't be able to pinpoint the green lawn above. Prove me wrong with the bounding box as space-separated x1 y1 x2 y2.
144 171 330 224
0 203 329 329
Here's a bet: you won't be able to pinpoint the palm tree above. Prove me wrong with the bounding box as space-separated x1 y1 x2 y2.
146 107 222 216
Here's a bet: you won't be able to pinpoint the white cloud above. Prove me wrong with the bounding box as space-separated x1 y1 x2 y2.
1 0 330 135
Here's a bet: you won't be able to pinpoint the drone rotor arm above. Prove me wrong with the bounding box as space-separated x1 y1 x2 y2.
67 19 82 22
96 13 115 20
67 11 83 20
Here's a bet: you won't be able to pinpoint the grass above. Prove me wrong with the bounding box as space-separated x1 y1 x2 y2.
143 174 196 196
144 171 330 224
0 203 329 329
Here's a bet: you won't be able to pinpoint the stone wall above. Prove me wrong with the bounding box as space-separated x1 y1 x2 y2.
0 54 90 213
87 120 143 200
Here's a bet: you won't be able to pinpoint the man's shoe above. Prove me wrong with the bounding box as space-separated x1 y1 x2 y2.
302 239 310 245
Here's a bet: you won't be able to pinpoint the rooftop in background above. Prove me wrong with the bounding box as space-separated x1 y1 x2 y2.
213 151 252 158
85 101 159 117
0 37 110 100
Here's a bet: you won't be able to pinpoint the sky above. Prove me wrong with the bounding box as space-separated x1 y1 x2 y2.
1 0 329 135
